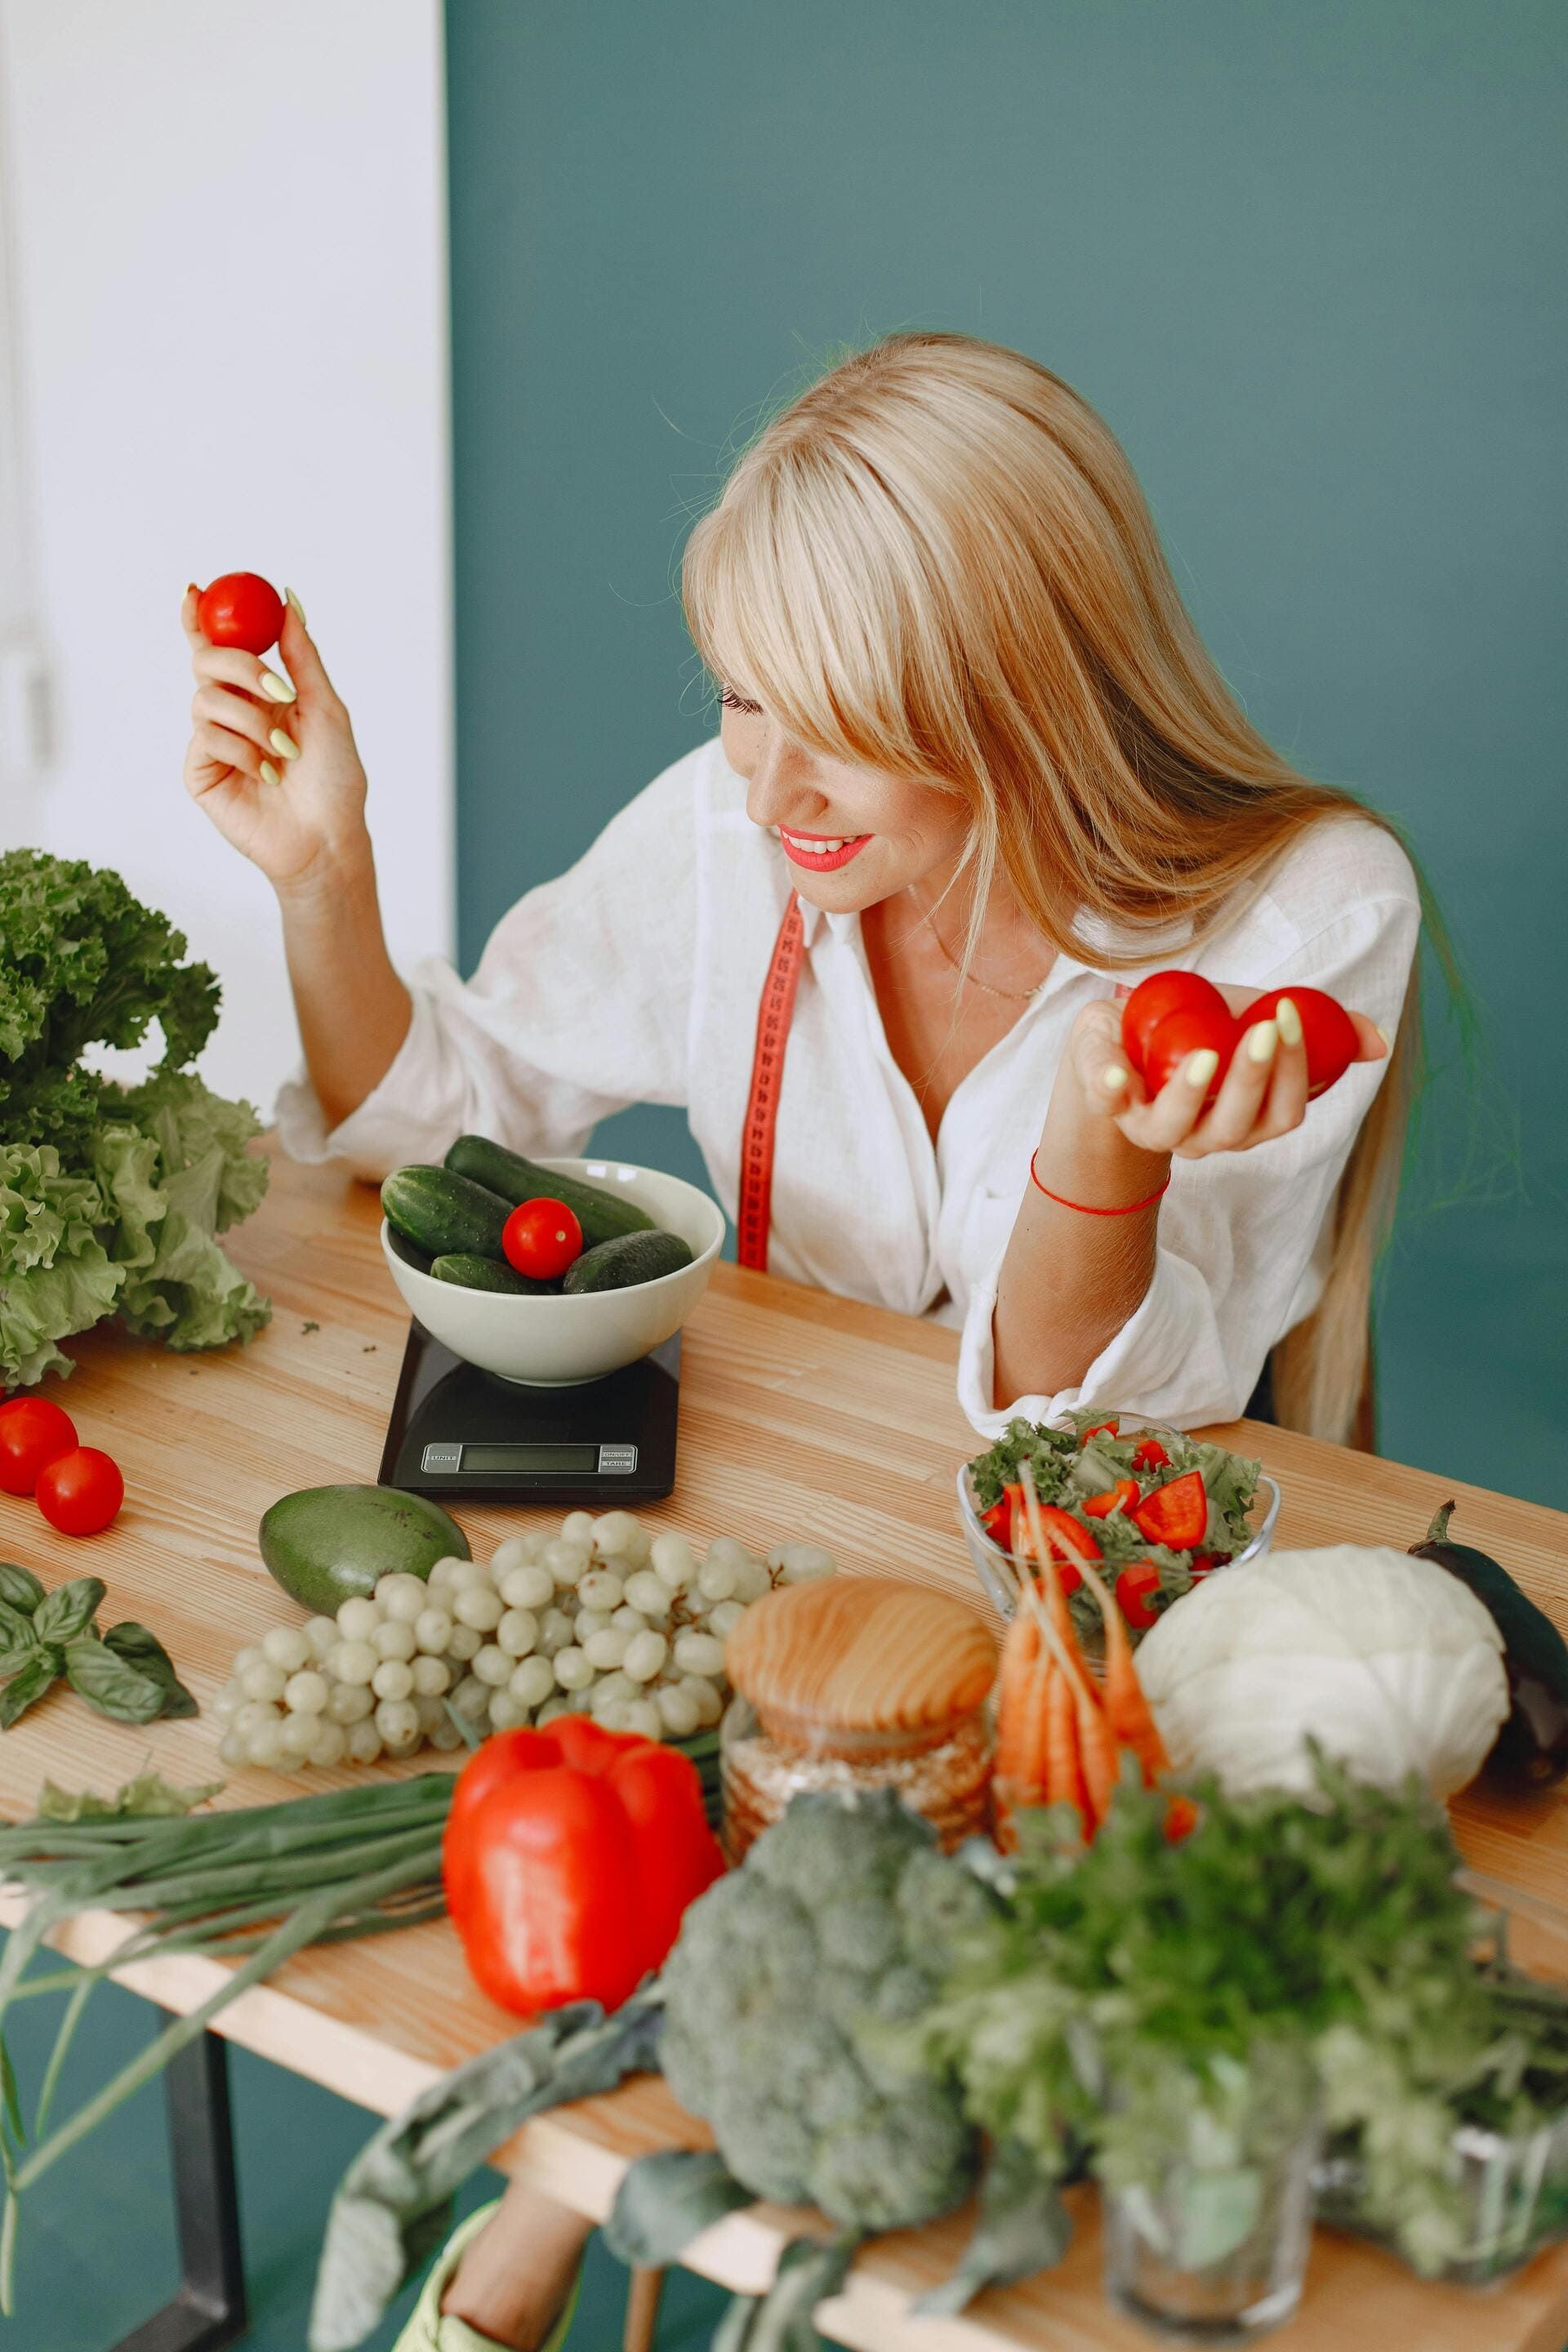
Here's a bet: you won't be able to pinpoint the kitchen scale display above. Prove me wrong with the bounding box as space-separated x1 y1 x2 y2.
378 1322 680 1505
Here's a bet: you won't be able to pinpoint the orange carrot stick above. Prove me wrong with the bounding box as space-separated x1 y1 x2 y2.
1074 1553 1170 1784
994 1602 1041 1783
1043 1653 1086 1825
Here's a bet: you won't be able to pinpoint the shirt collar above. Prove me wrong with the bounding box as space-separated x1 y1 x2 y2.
796 893 1196 973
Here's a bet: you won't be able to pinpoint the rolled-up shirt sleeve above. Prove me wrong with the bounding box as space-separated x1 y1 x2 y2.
956 881 1421 1437
275 756 701 1179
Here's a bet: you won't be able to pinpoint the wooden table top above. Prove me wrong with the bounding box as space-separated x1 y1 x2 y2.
3 1147 1567 2352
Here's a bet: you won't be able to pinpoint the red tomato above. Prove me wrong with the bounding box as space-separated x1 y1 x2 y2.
1133 1469 1209 1550
1132 1437 1170 1472
1082 1477 1139 1521
1116 1561 1163 1629
1141 1005 1238 1104
196 572 285 656
502 1197 584 1281
0 1397 78 1497
35 1446 123 1536
1080 1418 1119 1440
1120 971 1229 1081
1241 986 1358 1098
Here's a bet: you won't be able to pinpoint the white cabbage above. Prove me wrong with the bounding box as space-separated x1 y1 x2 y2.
1136 1544 1508 1801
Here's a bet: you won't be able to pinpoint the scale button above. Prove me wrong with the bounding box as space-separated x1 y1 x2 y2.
597 1444 639 1476
421 1442 464 1473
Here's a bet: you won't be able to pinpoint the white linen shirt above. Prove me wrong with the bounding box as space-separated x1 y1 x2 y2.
277 737 1420 1438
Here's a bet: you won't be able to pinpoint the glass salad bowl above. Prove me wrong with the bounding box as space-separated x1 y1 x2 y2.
955 1416 1282 1636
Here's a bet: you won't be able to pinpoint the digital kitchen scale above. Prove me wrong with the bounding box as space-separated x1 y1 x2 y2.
377 1321 680 1506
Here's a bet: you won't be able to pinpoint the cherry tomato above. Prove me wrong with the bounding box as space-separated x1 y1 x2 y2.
1116 1561 1163 1629
1241 986 1358 1098
502 1197 584 1282
196 572 285 656
1132 1436 1170 1472
1141 1005 1238 1104
36 1446 123 1536
1120 971 1229 1081
0 1397 78 1497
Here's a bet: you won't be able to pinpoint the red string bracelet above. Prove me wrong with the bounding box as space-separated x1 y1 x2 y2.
1029 1149 1170 1217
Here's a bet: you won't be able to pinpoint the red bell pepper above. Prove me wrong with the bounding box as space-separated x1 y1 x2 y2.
1131 1437 1170 1472
980 1494 1012 1548
1080 1419 1119 1441
1082 1477 1139 1521
1116 1561 1163 1630
1132 1469 1208 1550
443 1715 724 2016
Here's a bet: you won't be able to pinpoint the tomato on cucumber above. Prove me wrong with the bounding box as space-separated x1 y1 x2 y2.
0 1397 78 1497
1120 972 1229 1082
1133 1470 1209 1549
1116 1561 1163 1629
195 572 285 657
1241 985 1358 1098
501 1197 583 1282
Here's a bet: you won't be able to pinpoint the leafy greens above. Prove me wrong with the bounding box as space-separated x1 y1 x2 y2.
0 850 270 1383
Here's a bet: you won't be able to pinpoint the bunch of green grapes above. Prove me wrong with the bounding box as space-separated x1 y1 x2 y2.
212 1509 835 1773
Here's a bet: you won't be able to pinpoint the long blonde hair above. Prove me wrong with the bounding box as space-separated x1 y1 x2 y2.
682 332 1423 1444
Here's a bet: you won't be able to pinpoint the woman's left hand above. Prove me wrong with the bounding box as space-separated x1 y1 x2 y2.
1066 987 1388 1161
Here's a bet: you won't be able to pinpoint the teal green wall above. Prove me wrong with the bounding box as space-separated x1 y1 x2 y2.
447 2 1566 1508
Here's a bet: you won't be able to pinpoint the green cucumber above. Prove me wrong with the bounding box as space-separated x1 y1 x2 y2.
443 1135 655 1248
259 1485 469 1614
430 1251 553 1296
381 1165 511 1260
561 1230 694 1294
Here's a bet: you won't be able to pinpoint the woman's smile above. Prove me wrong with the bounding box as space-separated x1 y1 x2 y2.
776 826 873 871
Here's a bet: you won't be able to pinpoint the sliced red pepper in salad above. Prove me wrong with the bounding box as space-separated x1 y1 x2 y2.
1131 1436 1170 1472
1133 1468 1208 1549
1082 1477 1139 1521
1080 1418 1120 1440
1116 1561 1163 1629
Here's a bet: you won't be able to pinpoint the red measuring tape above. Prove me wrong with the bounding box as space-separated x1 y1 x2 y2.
737 892 805 1271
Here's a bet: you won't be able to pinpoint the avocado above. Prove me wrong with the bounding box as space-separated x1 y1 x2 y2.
259 1484 470 1614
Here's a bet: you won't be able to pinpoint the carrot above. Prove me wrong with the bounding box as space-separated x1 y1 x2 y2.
1014 1469 1120 1833
1021 1650 1059 1804
1075 1553 1170 1784
1043 1653 1086 1825
993 1603 1041 1784
1070 1669 1118 1829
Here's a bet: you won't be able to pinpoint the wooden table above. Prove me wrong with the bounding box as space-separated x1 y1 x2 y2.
4 1149 1568 2352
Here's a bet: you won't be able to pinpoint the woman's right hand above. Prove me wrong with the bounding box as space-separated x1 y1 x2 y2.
182 587 371 897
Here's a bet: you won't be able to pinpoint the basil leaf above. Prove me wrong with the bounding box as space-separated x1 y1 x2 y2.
0 1600 38 1659
62 1637 165 1726
0 1652 62 1730
0 1566 44 1617
102 1624 198 1720
33 1578 106 1649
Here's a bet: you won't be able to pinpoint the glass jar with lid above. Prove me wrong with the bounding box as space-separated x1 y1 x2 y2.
719 1575 997 1862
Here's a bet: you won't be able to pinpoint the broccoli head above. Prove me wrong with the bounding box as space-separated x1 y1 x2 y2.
659 1789 990 2231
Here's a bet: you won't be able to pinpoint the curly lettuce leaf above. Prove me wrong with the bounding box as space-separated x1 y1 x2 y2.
0 1144 124 1384
99 1076 270 1352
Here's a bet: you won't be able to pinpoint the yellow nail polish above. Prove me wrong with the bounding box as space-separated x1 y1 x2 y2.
284 586 307 628
257 668 296 704
259 760 281 786
1102 1064 1129 1094
1275 996 1303 1047
1245 1019 1278 1066
269 727 299 760
1184 1048 1220 1089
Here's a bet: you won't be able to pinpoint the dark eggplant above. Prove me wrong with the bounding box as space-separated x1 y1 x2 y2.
1411 1502 1568 1789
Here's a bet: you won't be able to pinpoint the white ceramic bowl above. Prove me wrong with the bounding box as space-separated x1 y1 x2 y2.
956 1419 1282 1624
380 1156 725 1386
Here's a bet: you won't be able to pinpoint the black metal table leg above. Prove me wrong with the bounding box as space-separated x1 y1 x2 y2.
110 2025 247 2352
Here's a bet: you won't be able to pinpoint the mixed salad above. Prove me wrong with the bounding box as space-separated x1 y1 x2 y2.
968 1407 1263 1637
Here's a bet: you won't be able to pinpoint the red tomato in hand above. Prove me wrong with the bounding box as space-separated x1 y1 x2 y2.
1120 971 1229 1081
1241 986 1358 1098
196 572 285 656
36 1446 123 1536
1140 1005 1238 1104
0 1397 78 1496
502 1197 584 1281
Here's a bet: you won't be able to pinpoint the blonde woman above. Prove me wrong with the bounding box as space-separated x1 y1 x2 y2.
183 333 1416 2348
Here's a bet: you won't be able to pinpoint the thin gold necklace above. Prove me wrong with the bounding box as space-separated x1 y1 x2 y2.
911 888 1049 1003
